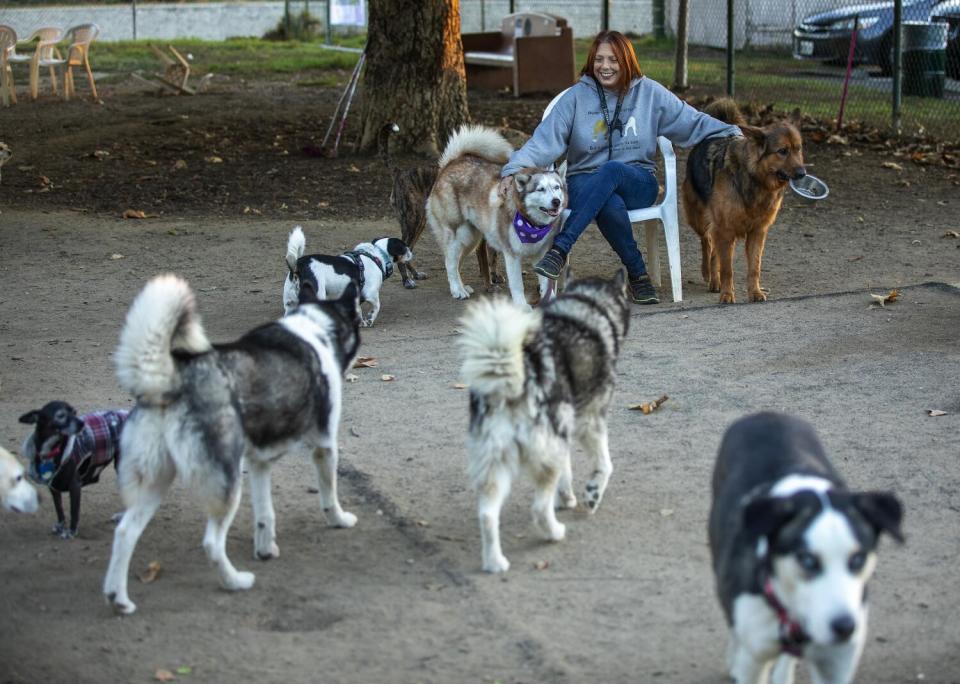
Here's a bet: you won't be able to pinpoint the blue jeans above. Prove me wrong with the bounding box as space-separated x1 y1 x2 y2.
554 162 660 278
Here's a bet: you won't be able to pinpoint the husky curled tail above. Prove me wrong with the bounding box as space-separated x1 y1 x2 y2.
286 225 306 276
115 274 212 405
438 125 514 170
459 298 541 402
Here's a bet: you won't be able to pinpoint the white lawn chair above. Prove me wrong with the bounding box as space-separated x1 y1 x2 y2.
542 87 683 302
63 23 100 101
0 25 17 106
28 26 65 100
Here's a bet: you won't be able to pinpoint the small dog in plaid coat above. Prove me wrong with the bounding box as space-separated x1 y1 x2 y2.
20 401 128 539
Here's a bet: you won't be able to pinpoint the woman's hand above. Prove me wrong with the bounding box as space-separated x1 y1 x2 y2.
498 176 514 197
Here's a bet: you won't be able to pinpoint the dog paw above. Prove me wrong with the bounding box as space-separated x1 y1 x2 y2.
106 593 137 615
465 285 474 294
748 290 767 302
482 554 510 574
224 571 256 591
719 291 736 304
414 271 428 280
583 483 604 513
403 279 418 289
255 542 280 561
329 510 357 528
491 274 505 285
361 319 374 328
555 491 577 510
110 512 125 524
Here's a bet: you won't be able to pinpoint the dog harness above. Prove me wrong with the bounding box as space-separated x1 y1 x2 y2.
343 246 394 291
513 211 554 244
29 410 128 490
762 577 810 656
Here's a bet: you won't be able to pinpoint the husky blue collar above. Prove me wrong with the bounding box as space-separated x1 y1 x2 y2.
513 211 553 244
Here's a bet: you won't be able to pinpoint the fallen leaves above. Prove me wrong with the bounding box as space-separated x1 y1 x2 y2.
453 383 467 390
943 230 960 239
123 209 148 219
380 374 395 382
927 409 947 417
629 395 669 414
881 161 904 172
138 560 162 584
533 560 549 571
154 670 176 682
204 155 223 164
869 289 900 308
353 356 378 368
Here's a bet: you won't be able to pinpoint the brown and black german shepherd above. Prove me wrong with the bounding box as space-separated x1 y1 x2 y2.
682 99 806 303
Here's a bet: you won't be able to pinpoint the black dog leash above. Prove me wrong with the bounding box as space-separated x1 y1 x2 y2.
594 78 624 161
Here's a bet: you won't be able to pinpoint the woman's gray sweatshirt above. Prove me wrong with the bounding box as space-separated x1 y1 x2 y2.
501 74 742 178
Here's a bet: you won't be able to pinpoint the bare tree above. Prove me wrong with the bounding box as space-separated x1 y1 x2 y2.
672 0 689 92
358 0 469 155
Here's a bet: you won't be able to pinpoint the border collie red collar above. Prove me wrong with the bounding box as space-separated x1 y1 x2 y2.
709 412 903 684
283 225 413 326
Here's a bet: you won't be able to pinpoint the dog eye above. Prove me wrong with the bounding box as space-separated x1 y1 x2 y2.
849 551 867 572
777 147 788 156
796 551 821 573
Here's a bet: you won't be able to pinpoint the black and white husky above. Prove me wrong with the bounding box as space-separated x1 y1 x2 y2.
709 412 904 684
458 270 630 573
283 226 413 326
103 274 361 615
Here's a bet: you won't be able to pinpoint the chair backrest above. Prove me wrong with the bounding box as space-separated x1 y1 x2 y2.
33 26 64 61
66 23 99 47
542 87 570 120
0 25 17 55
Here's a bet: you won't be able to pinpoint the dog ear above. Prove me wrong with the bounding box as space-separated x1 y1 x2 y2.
18 410 40 425
788 106 803 128
743 495 799 540
739 124 767 147
297 280 319 305
513 173 531 193
612 267 627 291
851 491 904 544
556 160 568 181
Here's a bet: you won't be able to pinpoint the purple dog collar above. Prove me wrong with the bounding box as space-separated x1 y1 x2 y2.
513 211 553 244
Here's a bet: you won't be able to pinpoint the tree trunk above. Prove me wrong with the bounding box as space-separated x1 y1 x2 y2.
359 0 469 156
672 0 689 92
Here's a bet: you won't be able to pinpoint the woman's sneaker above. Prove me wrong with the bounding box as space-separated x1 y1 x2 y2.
629 274 659 304
533 247 567 280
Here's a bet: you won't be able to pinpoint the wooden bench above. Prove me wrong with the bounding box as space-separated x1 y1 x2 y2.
462 12 575 97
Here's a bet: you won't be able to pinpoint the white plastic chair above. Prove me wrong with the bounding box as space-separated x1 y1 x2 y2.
62 23 99 101
542 87 683 302
0 25 17 106
28 26 65 100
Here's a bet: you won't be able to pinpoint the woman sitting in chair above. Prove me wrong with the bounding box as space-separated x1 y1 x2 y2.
499 30 741 304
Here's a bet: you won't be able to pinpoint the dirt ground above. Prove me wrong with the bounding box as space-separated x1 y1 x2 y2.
0 75 959 684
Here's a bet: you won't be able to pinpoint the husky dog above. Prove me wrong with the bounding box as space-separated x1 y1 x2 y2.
0 446 39 515
427 125 567 309
458 270 630 573
709 412 903 684
103 274 361 615
283 226 413 326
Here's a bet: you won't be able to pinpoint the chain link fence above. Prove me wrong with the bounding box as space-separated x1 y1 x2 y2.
2 0 957 140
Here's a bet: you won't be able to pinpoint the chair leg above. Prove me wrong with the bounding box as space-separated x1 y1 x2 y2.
662 201 683 303
645 222 661 287
30 58 39 100
64 67 72 100
84 60 97 100
48 65 59 96
0 67 9 107
7 67 16 105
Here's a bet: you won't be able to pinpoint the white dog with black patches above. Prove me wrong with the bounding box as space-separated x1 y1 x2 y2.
709 412 903 684
283 226 413 326
0 446 39 515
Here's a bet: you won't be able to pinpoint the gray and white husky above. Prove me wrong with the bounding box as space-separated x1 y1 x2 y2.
458 270 630 573
427 124 567 309
103 274 361 615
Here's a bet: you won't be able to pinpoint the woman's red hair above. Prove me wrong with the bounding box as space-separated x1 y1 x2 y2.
580 31 643 94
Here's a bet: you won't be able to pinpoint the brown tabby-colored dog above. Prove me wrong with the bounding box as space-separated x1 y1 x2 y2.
682 99 806 304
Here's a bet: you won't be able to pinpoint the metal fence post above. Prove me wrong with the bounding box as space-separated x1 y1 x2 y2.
653 0 665 39
132 0 137 40
602 0 609 32
726 0 734 97
892 0 902 134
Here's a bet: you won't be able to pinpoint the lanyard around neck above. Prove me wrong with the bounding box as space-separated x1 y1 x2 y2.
594 78 624 160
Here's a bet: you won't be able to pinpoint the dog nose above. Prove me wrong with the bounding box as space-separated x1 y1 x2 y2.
551 198 561 208
830 614 856 641
794 168 807 181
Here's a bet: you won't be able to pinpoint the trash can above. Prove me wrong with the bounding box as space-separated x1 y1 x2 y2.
902 21 949 98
